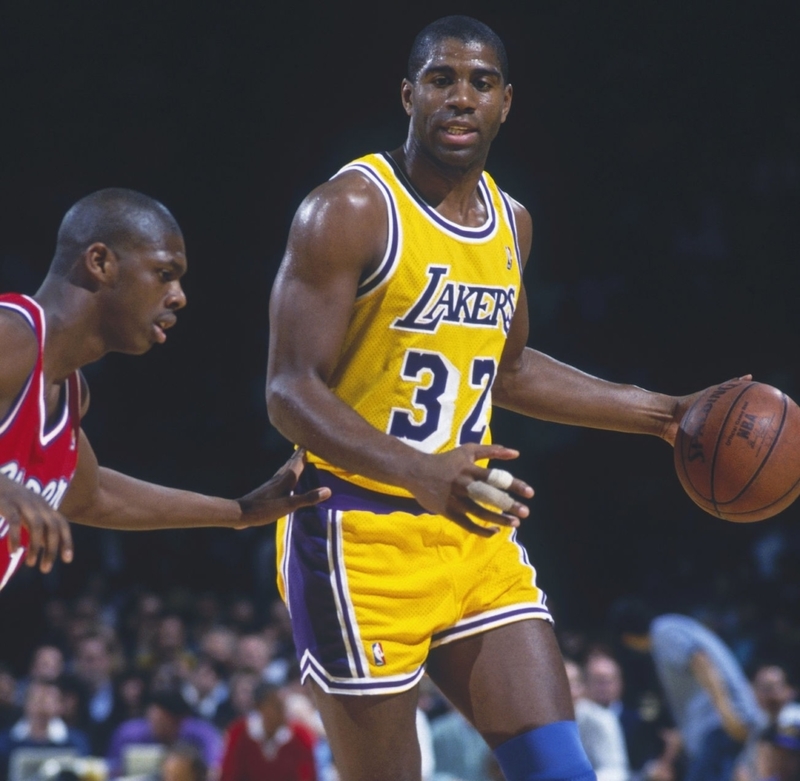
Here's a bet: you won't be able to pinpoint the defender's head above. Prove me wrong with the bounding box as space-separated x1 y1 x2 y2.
50 188 187 354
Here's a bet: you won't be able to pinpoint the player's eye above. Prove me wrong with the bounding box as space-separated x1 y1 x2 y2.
158 269 173 282
432 76 451 87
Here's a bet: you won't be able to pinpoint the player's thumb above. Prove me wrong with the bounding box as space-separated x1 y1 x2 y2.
287 487 331 510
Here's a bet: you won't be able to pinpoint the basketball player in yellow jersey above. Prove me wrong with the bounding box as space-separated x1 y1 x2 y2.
267 16 727 781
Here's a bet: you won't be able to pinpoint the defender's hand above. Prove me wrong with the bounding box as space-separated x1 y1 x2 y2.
233 449 331 528
0 476 74 574
408 443 533 537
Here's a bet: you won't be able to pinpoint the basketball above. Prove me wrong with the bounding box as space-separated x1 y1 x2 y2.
674 380 800 522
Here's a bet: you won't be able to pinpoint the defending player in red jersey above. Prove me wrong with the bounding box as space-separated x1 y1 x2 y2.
0 188 329 590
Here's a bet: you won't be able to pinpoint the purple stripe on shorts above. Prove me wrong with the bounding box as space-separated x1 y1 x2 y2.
329 513 365 677
286 502 353 679
302 466 429 516
431 605 552 643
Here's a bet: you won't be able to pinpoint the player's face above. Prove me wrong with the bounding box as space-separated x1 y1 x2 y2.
105 232 188 354
402 38 512 170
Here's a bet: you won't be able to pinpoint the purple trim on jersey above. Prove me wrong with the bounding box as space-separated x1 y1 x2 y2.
346 163 401 296
300 651 426 694
498 189 523 273
285 503 354 679
431 605 553 644
304 466 428 516
329 510 365 677
380 152 497 239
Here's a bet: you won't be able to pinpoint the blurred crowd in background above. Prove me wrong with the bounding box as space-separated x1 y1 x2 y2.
1 583 800 781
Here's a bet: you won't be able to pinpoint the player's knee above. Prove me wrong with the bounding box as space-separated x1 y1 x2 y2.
493 720 596 781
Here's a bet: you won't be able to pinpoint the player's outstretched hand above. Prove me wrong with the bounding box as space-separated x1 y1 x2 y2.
233 449 331 529
659 374 753 446
409 443 533 537
0 475 74 574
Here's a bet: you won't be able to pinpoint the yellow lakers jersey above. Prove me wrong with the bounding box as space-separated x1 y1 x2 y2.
307 152 522 496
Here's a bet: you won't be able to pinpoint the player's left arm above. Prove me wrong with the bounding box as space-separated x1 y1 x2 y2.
492 200 711 446
59 376 328 530
60 430 327 530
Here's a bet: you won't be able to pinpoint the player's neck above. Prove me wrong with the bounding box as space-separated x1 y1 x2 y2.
393 142 488 227
34 277 108 382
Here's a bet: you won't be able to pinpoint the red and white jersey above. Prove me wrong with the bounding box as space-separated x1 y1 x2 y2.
0 294 81 591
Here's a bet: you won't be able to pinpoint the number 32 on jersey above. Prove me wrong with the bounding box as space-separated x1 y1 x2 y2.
388 349 496 452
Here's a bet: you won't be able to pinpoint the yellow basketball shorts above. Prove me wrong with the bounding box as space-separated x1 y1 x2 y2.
276 466 551 696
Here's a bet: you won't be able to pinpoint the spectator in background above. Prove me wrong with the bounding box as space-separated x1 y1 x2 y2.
613 602 766 781
736 664 798 781
0 668 20 731
565 658 630 781
753 665 797 728
213 673 259 732
111 669 150 726
73 633 119 755
55 674 90 734
199 629 238 680
153 615 195 676
219 681 316 781
0 680 90 781
16 646 65 705
107 688 221 778
234 635 271 678
182 658 229 724
757 703 800 781
159 742 208 781
585 652 678 780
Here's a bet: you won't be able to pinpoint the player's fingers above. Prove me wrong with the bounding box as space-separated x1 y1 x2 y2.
269 461 302 495
284 448 307 480
283 487 331 512
24 514 44 568
58 516 74 564
474 467 534 500
38 519 59 574
466 443 520 463
452 493 520 528
443 507 497 538
5 513 21 554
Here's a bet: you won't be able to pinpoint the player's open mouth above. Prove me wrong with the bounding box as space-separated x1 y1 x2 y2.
441 125 477 144
153 315 176 343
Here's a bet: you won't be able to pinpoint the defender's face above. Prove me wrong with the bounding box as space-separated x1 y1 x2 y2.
402 38 512 169
106 232 187 354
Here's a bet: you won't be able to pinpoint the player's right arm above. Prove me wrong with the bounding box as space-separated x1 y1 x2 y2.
0 310 74 573
266 172 531 535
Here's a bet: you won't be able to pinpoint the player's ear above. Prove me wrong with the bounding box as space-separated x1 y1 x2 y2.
401 78 414 117
500 82 512 124
82 242 119 287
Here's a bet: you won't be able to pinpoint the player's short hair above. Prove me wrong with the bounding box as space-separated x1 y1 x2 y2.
51 188 181 275
407 15 509 84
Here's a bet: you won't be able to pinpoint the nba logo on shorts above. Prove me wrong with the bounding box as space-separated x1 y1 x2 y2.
372 642 386 666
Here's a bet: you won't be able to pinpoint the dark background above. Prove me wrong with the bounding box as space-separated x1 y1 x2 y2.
2 1 799 668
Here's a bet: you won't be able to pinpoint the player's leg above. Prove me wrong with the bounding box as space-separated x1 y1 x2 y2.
307 678 422 781
427 619 596 781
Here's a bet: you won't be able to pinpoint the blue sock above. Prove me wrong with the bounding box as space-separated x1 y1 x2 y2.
493 720 596 781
